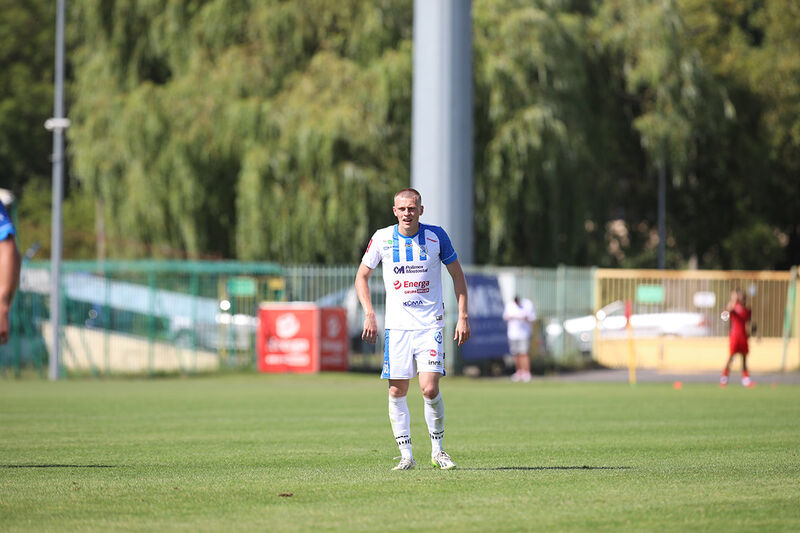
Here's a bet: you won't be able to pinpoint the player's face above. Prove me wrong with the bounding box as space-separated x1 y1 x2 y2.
393 194 423 235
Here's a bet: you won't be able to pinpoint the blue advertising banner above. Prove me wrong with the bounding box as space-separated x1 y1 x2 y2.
461 274 509 361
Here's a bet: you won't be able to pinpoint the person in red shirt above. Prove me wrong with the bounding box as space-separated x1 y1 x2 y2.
720 289 753 388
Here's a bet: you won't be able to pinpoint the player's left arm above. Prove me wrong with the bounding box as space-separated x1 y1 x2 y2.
0 235 21 345
445 259 470 346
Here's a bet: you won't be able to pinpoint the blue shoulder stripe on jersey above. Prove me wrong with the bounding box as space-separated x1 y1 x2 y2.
392 226 400 263
428 225 457 264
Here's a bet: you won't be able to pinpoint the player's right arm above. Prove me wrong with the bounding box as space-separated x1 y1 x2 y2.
355 263 378 344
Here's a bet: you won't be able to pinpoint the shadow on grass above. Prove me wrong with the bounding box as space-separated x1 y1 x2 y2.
1 464 118 468
461 466 632 471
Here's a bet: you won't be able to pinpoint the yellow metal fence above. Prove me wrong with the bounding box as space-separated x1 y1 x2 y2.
593 269 799 372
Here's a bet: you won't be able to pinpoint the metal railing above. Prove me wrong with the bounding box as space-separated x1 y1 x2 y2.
3 262 795 377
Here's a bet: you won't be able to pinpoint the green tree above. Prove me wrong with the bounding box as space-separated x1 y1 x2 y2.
473 0 605 265
50 0 800 268
68 0 413 261
0 0 54 196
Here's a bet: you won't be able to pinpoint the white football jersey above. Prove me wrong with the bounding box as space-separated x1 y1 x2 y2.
361 223 457 330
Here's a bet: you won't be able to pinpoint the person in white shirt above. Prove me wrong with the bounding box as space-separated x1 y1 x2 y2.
503 296 537 382
355 188 470 471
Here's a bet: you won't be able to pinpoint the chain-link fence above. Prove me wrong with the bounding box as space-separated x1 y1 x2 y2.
2 261 595 377
3 262 795 377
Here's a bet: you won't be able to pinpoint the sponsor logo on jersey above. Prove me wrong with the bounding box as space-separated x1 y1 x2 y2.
429 349 437 357
400 280 430 289
394 265 427 275
434 331 443 343
393 280 402 290
403 300 424 307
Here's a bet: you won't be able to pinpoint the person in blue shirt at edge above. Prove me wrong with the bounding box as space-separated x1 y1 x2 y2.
355 187 470 471
0 200 21 346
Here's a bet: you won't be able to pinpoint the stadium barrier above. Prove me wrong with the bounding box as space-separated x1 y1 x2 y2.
2 261 796 377
2 261 285 377
1 262 594 377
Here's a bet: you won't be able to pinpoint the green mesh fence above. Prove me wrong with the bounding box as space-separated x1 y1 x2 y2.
2 261 284 377
1 261 595 378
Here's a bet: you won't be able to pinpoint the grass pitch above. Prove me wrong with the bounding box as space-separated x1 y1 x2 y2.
1 373 798 532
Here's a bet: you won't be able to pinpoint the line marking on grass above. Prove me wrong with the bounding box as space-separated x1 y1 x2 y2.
460 466 633 471
1 464 119 468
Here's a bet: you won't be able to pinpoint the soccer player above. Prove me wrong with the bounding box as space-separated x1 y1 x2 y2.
0 200 21 346
355 188 470 471
503 296 537 382
720 289 753 388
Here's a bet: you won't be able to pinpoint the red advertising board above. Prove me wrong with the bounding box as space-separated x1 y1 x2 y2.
258 304 320 373
319 307 349 372
257 304 348 373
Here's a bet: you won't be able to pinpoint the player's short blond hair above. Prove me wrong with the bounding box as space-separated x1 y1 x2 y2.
394 188 422 206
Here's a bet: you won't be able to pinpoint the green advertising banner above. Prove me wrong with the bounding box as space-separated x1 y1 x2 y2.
636 284 665 304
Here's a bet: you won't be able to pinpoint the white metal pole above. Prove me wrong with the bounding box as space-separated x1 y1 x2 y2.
47 0 68 380
411 0 474 265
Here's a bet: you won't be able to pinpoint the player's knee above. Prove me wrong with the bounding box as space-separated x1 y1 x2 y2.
389 384 408 398
421 383 439 399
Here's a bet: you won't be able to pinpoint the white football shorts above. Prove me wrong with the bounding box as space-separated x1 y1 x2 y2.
381 328 445 379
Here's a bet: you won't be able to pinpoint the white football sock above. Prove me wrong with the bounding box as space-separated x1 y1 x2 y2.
423 393 445 455
388 395 413 459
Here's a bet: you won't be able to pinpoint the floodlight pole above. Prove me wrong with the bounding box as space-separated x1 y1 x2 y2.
411 0 474 264
46 0 69 380
411 0 473 376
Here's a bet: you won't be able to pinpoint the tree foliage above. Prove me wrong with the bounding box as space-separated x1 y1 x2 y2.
4 0 799 268
0 0 54 195
68 0 413 261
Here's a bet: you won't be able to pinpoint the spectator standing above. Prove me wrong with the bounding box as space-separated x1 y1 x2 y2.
503 296 537 382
